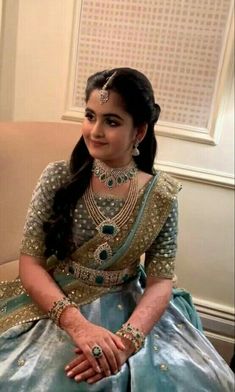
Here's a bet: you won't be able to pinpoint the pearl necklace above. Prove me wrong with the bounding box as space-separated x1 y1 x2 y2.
92 159 138 188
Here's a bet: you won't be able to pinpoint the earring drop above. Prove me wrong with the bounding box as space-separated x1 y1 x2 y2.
132 140 140 156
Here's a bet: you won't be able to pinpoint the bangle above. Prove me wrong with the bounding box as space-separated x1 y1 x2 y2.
116 323 145 353
48 297 77 326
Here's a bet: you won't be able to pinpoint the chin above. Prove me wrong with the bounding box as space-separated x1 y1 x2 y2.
88 149 109 161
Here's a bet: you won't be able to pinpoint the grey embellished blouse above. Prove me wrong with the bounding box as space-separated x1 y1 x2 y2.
20 161 178 279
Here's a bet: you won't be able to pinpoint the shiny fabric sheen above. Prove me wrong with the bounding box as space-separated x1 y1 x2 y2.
0 279 233 392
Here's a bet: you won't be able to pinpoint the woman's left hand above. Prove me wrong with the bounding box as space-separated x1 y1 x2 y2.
65 338 135 384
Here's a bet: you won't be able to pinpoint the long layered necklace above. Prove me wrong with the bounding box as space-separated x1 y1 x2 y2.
83 175 138 265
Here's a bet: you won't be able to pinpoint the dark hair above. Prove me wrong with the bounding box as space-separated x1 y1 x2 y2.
43 67 161 260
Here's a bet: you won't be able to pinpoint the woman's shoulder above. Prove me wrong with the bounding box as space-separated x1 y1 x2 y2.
41 160 70 175
43 160 70 173
137 171 153 191
152 169 182 200
37 160 71 189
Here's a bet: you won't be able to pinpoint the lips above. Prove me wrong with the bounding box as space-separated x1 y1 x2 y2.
90 140 107 147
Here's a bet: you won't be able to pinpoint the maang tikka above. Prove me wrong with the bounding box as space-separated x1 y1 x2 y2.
99 71 117 104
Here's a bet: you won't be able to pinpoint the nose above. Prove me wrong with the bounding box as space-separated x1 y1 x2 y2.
90 120 104 138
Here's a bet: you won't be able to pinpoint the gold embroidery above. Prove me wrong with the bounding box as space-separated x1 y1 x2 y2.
71 172 180 273
17 358 26 367
160 364 169 371
20 161 70 259
0 171 181 334
0 279 110 334
21 237 46 259
106 172 181 271
146 257 175 278
0 279 26 301
0 303 46 333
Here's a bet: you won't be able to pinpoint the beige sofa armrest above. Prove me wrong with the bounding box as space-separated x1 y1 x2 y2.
0 260 19 281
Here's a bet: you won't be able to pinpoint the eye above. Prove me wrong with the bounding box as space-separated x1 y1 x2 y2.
84 111 95 122
106 118 120 127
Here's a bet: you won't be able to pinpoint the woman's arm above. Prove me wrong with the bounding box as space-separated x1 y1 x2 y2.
19 254 124 375
126 276 172 335
19 162 124 375
65 276 172 384
19 254 73 312
65 199 178 383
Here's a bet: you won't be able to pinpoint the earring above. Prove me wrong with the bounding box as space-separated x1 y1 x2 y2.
132 140 140 156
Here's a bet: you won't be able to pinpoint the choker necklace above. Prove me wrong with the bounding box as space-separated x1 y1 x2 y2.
92 159 138 188
83 176 138 265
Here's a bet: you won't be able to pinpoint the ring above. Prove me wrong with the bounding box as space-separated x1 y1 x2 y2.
91 345 103 359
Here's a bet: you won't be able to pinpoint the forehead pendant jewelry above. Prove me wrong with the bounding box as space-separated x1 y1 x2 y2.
99 71 117 104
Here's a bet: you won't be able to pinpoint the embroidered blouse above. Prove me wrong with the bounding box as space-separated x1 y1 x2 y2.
20 161 179 279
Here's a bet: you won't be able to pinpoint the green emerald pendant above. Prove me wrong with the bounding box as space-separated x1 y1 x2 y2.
94 242 112 265
97 221 119 238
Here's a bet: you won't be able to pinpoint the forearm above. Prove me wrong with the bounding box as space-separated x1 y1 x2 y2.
127 277 172 335
19 253 87 331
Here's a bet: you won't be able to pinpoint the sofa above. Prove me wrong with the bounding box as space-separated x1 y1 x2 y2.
0 121 179 284
0 121 81 280
1 122 233 366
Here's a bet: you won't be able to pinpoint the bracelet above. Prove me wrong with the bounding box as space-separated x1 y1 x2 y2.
116 323 145 353
48 297 77 326
116 330 141 352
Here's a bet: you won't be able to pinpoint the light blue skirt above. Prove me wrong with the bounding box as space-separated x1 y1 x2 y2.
0 279 234 392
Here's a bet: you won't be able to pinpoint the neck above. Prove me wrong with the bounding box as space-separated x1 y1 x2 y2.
95 158 135 169
92 159 138 188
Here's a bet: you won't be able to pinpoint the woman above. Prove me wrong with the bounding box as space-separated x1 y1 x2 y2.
0 68 233 391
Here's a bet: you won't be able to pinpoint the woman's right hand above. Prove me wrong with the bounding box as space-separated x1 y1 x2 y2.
65 336 135 384
60 307 125 376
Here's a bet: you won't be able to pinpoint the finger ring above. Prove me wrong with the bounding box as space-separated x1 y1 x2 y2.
91 345 103 359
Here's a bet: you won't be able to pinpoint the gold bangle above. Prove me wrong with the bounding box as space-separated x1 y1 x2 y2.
116 323 145 353
48 297 77 326
116 330 139 352
124 323 145 341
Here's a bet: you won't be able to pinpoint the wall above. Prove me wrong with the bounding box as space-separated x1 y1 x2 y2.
0 0 234 359
0 0 18 119
159 83 234 309
0 0 74 121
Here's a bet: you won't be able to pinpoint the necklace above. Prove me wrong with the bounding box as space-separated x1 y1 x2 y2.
92 159 138 188
83 176 138 265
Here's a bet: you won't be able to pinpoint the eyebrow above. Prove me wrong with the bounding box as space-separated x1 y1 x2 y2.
85 107 124 121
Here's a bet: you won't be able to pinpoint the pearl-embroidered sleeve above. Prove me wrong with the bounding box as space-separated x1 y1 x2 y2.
145 199 178 279
20 161 70 259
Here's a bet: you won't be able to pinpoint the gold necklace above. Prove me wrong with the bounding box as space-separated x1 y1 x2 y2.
84 175 138 236
83 176 138 265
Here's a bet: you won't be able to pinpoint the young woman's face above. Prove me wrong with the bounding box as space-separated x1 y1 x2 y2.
82 89 139 167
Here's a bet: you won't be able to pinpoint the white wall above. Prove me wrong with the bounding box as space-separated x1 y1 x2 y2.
157 83 234 175
158 82 234 311
0 0 19 119
0 0 74 121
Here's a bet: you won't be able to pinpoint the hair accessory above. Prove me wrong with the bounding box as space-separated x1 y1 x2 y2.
132 140 140 157
92 159 138 188
99 71 117 104
116 322 145 353
48 297 77 327
91 345 103 359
